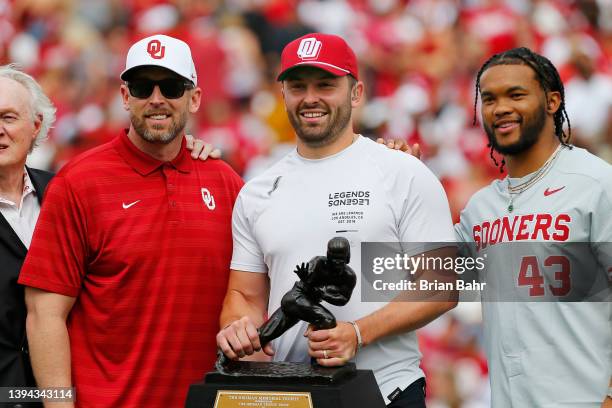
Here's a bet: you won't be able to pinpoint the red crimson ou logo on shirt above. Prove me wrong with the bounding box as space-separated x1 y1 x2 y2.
147 40 165 59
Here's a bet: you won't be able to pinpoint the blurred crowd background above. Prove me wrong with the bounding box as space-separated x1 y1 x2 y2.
2 0 611 406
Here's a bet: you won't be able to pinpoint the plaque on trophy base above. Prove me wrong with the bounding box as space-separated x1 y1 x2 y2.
185 361 386 408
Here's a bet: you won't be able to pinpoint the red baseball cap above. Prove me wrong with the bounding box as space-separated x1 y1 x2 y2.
277 33 359 81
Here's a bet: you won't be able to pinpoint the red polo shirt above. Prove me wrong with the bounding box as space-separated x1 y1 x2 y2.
19 130 243 407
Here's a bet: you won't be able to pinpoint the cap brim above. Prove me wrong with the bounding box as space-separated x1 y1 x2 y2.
120 64 194 83
277 62 351 81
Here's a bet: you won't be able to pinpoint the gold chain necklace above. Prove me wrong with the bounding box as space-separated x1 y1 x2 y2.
507 144 564 213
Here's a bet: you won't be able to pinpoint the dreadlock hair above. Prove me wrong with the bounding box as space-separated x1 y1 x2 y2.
472 47 572 172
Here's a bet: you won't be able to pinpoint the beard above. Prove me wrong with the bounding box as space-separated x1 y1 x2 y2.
130 109 188 145
287 94 352 148
484 103 547 156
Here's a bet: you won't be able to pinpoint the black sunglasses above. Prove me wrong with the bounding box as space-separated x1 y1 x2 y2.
126 79 194 99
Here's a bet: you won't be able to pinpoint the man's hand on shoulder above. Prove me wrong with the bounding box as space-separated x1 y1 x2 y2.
376 138 421 159
216 316 274 360
185 134 221 160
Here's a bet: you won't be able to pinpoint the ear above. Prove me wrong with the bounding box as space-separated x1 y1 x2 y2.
120 84 130 111
27 113 43 152
189 87 202 113
280 84 288 111
32 113 42 140
546 91 561 114
350 81 365 108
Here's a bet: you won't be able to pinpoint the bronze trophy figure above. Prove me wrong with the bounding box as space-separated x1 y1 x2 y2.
187 237 386 408
253 237 356 357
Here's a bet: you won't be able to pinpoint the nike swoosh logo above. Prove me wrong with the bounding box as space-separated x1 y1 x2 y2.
544 186 565 196
122 200 141 209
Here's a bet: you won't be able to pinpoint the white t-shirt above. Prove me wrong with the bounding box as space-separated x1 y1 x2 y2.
231 135 455 402
455 146 612 408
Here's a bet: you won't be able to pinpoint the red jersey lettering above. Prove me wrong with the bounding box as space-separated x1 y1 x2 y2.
516 214 534 240
552 214 571 241
531 213 553 240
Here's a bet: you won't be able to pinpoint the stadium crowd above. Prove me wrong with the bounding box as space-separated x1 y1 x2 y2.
2 0 610 407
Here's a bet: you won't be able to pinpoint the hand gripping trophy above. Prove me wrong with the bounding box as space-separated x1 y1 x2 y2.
216 236 357 370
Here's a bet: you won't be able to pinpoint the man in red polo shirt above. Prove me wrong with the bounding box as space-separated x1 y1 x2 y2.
18 34 243 407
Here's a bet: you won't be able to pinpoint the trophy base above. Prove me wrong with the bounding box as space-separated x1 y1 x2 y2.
185 362 386 408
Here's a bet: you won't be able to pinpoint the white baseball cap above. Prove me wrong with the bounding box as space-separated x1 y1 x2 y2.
120 34 197 85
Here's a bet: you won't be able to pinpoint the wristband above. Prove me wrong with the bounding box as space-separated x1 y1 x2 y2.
349 321 363 350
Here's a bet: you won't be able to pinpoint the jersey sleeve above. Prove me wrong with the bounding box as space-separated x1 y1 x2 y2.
454 214 472 244
18 176 89 297
454 208 480 257
230 193 267 273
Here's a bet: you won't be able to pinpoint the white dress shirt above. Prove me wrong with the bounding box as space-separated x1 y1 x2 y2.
0 169 40 248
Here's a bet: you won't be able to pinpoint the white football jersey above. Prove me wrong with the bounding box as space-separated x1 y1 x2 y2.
231 136 455 403
455 146 612 407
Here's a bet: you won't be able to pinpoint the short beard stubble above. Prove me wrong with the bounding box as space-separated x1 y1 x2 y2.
131 109 188 145
288 92 353 148
484 101 547 156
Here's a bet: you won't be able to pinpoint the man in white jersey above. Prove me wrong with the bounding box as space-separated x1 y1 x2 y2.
454 47 612 407
215 33 457 407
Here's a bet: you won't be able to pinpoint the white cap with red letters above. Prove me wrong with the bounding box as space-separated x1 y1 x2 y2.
120 34 197 85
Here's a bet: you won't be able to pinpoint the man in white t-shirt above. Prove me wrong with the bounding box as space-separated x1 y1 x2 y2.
216 33 457 407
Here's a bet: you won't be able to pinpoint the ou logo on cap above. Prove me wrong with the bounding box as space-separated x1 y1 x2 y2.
297 38 322 60
147 39 166 59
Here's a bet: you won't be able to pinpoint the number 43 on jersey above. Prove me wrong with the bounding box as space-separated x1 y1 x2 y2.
518 255 571 297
